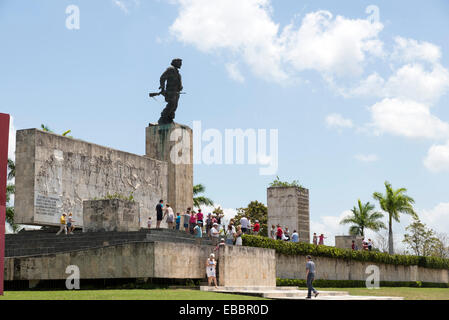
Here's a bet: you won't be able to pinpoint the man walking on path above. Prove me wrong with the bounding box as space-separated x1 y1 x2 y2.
56 213 68 235
305 255 319 299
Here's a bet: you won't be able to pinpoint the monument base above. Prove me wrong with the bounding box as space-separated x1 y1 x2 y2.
146 123 193 214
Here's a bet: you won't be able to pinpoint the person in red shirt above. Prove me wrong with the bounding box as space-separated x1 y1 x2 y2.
318 234 326 245
253 220 260 235
276 225 283 240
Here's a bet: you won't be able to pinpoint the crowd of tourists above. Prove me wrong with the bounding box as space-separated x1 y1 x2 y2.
153 200 263 246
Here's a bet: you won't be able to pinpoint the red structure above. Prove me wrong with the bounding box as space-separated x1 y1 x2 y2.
0 113 10 295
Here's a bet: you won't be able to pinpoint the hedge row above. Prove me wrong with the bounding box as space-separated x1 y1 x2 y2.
277 278 449 288
242 235 449 270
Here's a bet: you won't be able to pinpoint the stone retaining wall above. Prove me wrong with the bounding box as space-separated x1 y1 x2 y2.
276 253 449 284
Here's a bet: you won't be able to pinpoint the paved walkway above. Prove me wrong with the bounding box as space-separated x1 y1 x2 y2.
200 286 404 300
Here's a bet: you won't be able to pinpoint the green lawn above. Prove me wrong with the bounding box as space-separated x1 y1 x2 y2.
310 287 449 300
0 289 266 300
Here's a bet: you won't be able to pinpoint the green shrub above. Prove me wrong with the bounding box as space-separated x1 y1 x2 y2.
242 235 449 270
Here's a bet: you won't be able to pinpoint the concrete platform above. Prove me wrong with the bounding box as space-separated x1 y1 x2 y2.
200 286 404 300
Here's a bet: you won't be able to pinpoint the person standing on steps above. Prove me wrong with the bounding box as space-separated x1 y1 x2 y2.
305 255 319 299
156 200 164 229
235 226 243 246
164 204 175 229
194 222 203 245
56 213 68 235
182 208 190 233
67 212 76 234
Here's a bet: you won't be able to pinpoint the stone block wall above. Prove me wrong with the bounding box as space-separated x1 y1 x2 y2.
335 235 365 250
83 199 140 232
217 245 276 287
275 253 449 284
14 129 168 228
267 186 310 243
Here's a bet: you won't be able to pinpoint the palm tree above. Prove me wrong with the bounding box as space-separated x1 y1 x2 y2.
7 159 15 180
340 199 386 237
373 181 417 255
193 184 214 209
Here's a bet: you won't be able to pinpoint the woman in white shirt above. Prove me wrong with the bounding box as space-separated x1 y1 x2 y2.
235 226 243 246
206 253 218 288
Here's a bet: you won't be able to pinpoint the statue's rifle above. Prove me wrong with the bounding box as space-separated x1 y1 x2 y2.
149 91 186 100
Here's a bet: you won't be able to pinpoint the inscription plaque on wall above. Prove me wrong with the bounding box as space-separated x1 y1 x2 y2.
35 193 62 223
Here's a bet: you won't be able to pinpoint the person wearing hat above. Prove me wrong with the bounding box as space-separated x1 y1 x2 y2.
56 213 68 235
210 223 220 246
205 253 218 288
157 58 183 125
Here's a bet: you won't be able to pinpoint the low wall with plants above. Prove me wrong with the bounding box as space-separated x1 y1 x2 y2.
243 235 449 284
277 278 449 288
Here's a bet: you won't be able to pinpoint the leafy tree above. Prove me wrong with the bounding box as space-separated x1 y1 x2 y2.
212 206 224 222
373 181 417 255
233 201 268 236
430 233 449 259
193 184 214 209
340 199 386 237
403 217 442 257
269 176 303 188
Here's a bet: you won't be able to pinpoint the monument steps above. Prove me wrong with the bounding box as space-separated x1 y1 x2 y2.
5 228 213 257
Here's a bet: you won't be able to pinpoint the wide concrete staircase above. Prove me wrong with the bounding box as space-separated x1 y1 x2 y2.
5 228 213 258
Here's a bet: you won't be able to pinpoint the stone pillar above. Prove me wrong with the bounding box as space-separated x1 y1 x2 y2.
335 235 364 250
146 123 193 215
267 186 310 243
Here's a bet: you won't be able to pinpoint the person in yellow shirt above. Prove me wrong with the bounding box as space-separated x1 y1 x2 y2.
56 213 68 235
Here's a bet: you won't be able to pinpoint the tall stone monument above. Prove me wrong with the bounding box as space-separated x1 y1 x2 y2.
267 186 310 243
146 123 193 214
14 129 169 228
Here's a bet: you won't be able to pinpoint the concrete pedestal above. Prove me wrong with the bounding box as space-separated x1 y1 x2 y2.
267 186 310 243
83 199 140 232
146 123 193 214
335 235 364 250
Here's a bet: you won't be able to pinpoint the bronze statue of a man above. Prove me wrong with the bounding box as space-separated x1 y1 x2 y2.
157 58 183 125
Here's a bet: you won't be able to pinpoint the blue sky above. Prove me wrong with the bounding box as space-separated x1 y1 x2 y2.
2 0 449 246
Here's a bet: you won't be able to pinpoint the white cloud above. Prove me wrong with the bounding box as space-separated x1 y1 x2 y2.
170 1 384 82
8 116 16 161
282 11 384 77
354 154 378 162
423 140 449 173
325 113 353 129
369 98 449 140
392 36 442 65
112 0 140 14
225 63 245 83
420 202 449 234
345 63 449 104
384 64 449 105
